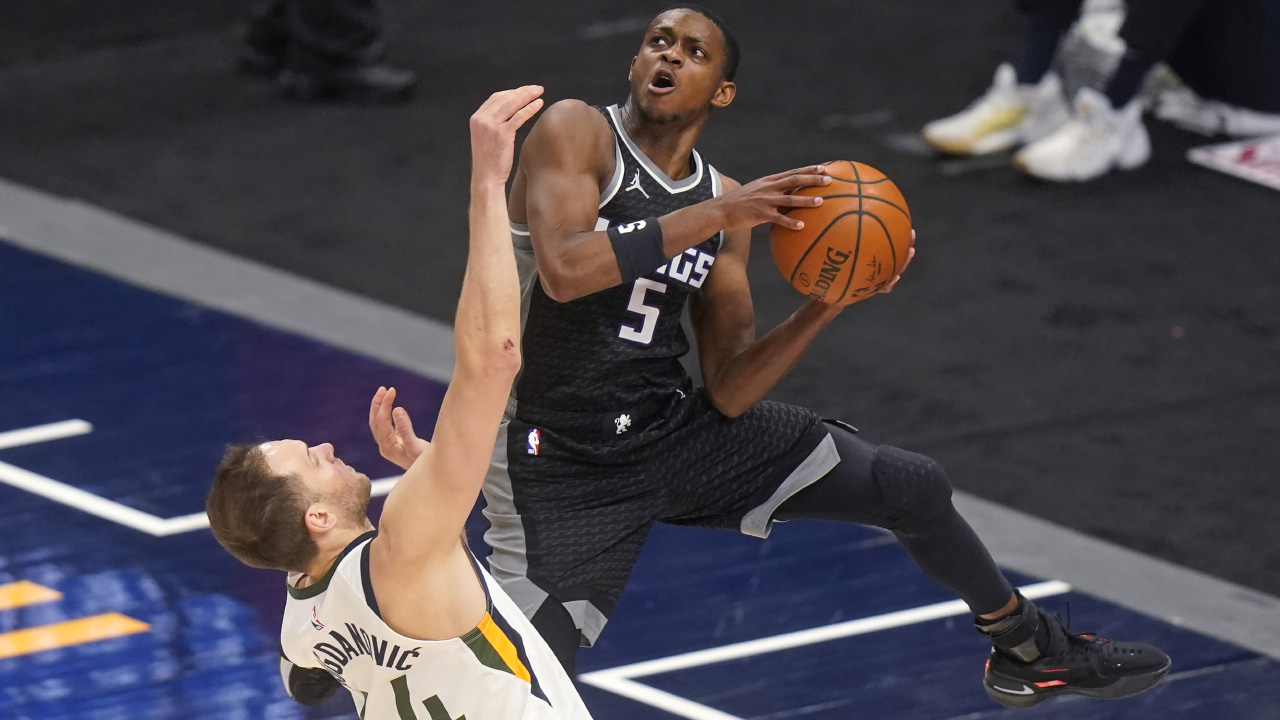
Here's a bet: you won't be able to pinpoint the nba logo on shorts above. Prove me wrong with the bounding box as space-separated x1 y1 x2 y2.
527 429 540 455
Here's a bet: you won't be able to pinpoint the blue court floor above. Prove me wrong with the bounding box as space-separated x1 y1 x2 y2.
3 237 1279 720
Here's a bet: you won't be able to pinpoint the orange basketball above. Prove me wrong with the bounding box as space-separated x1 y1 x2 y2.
769 161 913 305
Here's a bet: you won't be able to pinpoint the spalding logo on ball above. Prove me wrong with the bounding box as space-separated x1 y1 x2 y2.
770 161 913 305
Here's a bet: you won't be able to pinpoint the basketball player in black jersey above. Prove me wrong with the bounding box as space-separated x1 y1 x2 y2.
373 6 1170 709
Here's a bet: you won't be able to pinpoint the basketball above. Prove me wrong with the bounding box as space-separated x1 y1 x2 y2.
770 161 913 305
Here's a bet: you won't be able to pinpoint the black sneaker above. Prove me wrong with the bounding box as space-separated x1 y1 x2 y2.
978 597 1171 708
277 62 418 104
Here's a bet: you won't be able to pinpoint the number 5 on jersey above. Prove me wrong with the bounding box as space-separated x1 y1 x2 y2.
619 278 666 345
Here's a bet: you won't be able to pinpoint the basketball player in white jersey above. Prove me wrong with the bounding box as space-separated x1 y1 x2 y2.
205 85 592 720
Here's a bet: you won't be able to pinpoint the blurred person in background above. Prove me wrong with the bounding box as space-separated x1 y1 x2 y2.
923 0 1280 182
237 0 417 103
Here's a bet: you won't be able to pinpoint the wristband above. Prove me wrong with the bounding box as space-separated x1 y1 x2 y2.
607 218 667 282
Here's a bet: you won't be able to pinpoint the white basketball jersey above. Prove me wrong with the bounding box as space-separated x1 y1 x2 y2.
281 532 592 720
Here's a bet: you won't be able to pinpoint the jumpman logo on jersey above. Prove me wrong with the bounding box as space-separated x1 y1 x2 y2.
625 169 649 199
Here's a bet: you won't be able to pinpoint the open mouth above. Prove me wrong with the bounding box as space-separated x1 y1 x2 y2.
648 69 677 94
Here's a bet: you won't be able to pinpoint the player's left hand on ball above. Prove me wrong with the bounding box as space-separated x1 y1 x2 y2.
880 234 916 294
368 386 430 471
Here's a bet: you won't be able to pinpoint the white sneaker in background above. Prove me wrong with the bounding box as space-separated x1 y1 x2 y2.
1013 87 1150 181
922 63 1070 155
1156 87 1280 138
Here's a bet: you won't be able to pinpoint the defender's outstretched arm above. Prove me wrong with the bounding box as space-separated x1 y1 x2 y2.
375 86 544 565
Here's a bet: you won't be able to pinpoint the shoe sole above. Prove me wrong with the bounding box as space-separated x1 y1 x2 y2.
1012 117 1151 181
1116 128 1151 171
984 658 1172 708
277 73 416 105
922 128 1023 156
1012 149 1148 182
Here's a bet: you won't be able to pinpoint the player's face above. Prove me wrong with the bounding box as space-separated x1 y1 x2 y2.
260 440 371 526
628 9 735 123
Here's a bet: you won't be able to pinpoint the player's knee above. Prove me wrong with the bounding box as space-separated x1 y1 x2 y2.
872 445 954 522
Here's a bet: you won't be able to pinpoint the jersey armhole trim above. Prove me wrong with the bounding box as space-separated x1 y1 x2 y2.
464 545 494 614
710 165 725 249
460 611 548 701
510 126 621 244
360 541 382 618
287 530 376 600
599 141 625 208
456 547 546 698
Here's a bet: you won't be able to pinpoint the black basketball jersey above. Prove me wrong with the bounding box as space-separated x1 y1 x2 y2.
510 104 724 417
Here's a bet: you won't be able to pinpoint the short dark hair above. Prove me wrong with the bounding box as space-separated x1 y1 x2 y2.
206 443 319 573
661 4 740 82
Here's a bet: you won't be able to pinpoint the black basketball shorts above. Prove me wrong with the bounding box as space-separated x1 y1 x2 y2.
481 388 835 646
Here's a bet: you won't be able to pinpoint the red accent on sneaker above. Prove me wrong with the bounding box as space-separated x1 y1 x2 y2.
1035 680 1067 688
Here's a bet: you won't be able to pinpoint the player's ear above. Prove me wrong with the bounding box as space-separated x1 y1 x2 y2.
304 504 337 534
711 80 736 109
628 56 636 83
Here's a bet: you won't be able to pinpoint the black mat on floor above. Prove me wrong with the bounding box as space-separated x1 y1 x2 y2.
2 0 1277 596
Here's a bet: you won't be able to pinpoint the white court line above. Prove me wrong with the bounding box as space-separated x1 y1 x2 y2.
0 419 93 451
579 581 1072 720
0 463 401 537
584 581 1073 679
584 679 744 720
154 475 404 534
0 460 170 535
0 421 404 535
0 421 173 531
0 420 404 536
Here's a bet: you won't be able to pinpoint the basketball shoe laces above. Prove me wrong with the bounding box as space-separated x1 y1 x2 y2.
1039 604 1146 665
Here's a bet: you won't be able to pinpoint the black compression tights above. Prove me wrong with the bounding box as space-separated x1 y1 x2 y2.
532 424 1018 675
774 423 1015 616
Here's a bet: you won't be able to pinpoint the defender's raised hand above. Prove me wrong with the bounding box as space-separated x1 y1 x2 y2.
714 165 832 232
368 386 429 471
470 85 545 187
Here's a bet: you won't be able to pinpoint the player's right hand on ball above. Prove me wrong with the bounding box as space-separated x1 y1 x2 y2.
716 165 831 231
880 243 915 295
470 85 545 186
369 386 430 472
